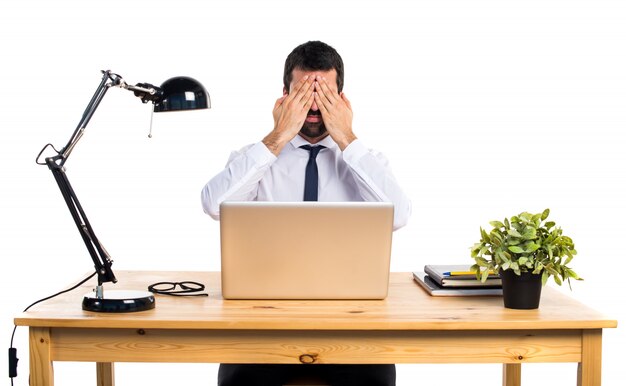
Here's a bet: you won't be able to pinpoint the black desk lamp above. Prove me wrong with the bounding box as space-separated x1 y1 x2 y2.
36 70 210 312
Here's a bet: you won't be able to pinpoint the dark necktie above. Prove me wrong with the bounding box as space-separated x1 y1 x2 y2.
300 145 325 201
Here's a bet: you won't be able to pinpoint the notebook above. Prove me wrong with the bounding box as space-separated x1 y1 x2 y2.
219 201 394 300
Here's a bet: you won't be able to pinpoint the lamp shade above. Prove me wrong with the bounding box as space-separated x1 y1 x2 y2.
153 76 210 112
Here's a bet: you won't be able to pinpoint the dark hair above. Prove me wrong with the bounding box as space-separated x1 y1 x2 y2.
283 41 344 93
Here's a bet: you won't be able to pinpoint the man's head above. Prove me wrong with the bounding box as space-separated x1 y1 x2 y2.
283 41 344 94
283 41 344 141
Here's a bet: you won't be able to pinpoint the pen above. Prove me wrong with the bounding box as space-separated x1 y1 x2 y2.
443 270 494 276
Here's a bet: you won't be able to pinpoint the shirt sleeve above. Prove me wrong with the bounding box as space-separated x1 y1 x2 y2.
342 139 412 230
201 142 276 220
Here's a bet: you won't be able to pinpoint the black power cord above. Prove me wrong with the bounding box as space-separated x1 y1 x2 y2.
8 271 97 385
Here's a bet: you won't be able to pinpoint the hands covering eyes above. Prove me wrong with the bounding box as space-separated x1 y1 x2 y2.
264 73 356 155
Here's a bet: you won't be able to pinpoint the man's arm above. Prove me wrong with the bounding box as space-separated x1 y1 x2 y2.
201 76 315 219
263 75 315 155
313 75 356 150
315 76 411 230
343 140 412 230
200 142 276 220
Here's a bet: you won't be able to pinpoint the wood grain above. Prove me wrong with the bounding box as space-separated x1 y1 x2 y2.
96 363 114 386
578 329 602 386
29 327 54 386
50 328 582 365
503 363 521 386
15 272 618 331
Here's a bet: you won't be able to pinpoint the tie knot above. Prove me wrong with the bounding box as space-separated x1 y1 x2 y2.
300 145 325 159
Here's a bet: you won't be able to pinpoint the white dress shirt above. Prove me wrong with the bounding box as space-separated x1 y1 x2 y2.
201 135 411 230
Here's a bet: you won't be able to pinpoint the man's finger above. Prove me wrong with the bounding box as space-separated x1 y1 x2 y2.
294 76 315 105
317 76 339 103
341 93 352 111
304 91 315 111
297 80 315 107
314 80 334 110
314 92 328 115
274 96 287 110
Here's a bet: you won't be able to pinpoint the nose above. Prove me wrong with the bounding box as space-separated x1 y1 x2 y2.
311 100 319 111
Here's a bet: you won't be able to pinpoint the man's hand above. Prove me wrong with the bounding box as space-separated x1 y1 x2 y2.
262 75 315 155
314 75 357 150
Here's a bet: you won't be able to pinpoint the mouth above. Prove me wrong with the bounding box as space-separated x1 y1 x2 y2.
305 111 322 123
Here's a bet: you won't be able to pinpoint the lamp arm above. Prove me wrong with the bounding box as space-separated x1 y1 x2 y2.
45 158 117 287
57 71 162 162
33 70 121 288
60 70 116 162
37 70 157 288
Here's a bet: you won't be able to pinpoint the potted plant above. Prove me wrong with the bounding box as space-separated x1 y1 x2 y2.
470 209 581 309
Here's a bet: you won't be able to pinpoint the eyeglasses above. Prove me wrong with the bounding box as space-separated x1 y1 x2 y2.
148 281 208 297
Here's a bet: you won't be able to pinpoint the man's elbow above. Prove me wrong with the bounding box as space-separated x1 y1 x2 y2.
200 188 221 221
392 200 412 231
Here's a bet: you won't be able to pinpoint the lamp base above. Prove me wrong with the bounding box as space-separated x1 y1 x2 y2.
82 290 156 312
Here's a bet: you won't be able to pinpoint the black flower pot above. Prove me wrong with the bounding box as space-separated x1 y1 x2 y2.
499 269 543 309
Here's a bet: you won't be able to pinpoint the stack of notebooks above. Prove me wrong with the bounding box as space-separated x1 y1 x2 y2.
413 265 503 296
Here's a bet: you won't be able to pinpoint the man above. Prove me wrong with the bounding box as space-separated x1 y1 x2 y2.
201 41 411 386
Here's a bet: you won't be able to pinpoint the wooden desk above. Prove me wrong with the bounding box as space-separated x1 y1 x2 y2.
15 271 617 386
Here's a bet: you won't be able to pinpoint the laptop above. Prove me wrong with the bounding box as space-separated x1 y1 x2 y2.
219 201 394 300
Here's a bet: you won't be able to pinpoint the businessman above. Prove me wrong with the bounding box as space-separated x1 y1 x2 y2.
202 41 411 386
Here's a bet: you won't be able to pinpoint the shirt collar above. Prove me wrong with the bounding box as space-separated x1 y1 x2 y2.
289 134 338 150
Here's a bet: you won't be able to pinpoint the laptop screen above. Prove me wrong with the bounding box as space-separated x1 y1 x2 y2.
219 201 394 300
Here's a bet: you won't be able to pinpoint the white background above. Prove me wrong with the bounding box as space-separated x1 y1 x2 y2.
1 0 624 385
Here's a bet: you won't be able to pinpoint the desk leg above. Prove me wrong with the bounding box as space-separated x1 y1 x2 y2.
502 364 521 386
96 363 115 386
29 327 54 386
577 329 602 386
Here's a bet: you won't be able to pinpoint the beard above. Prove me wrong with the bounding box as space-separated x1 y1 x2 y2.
299 111 327 139
300 121 327 138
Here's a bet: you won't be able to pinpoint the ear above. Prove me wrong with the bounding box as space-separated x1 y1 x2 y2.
283 86 288 96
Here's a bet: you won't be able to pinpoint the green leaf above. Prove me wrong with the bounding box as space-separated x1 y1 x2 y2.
470 264 481 280
489 221 505 229
507 238 521 246
545 221 555 230
480 227 490 241
522 227 537 240
564 254 574 265
481 269 491 282
520 212 533 222
541 270 549 286
531 213 542 224
475 257 490 267
546 265 560 278
541 208 550 221
524 242 540 253
508 246 525 254
565 267 581 280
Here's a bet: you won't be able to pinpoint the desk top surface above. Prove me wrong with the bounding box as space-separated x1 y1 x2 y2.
15 271 617 331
